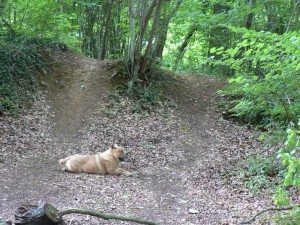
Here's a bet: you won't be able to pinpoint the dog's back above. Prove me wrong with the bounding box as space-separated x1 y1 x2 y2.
59 154 104 173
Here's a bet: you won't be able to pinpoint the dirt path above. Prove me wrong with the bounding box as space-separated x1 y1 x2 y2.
0 50 273 224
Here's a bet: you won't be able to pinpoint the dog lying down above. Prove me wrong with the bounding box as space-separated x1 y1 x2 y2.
59 144 131 176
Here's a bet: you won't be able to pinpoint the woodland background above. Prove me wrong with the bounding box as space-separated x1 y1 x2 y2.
0 0 300 223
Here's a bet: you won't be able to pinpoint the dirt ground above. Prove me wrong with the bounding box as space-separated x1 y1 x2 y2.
1 50 274 224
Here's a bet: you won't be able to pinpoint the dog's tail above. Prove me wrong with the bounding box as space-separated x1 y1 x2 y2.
59 157 70 166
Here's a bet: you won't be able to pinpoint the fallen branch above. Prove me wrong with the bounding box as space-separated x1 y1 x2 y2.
14 202 160 225
239 205 300 224
58 208 160 225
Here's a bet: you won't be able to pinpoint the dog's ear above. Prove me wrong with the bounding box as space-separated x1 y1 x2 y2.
111 144 116 150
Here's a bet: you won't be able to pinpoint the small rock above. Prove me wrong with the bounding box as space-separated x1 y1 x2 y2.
188 209 200 214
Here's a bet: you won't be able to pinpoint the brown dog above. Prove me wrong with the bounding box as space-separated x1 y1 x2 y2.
59 144 131 175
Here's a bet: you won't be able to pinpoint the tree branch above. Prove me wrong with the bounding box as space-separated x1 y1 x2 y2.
1 19 15 33
239 205 300 224
141 0 158 40
58 208 160 225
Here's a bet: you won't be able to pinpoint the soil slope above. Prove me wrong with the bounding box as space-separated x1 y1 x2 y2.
0 50 273 225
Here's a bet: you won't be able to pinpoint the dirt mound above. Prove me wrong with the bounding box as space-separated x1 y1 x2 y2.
42 50 115 141
0 50 273 224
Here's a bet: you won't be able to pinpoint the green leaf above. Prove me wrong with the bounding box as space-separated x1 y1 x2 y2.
284 174 293 186
210 47 217 53
244 49 253 56
259 133 265 141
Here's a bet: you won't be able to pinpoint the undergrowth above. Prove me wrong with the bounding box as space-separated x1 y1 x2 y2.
111 63 176 114
245 156 284 193
0 32 65 115
228 156 284 194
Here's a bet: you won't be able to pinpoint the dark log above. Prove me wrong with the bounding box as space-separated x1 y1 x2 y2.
15 202 66 225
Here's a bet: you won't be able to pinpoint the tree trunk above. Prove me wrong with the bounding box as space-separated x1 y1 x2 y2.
286 0 300 32
207 2 232 75
128 0 153 85
153 0 183 59
264 1 285 34
78 1 83 41
127 0 181 85
81 5 98 57
128 0 137 81
173 25 197 71
245 0 256 29
100 0 114 60
140 0 163 75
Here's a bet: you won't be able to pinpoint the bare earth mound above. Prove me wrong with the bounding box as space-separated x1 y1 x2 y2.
0 50 273 224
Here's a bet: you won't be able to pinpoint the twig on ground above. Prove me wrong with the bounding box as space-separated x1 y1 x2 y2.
51 183 68 188
239 205 300 224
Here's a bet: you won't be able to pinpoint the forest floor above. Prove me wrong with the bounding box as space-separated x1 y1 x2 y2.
1 49 275 224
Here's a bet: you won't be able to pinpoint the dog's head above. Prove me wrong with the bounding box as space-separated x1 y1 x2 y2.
111 144 126 161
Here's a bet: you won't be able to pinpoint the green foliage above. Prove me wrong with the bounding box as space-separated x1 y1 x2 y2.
214 27 300 224
237 156 283 193
214 28 300 128
277 128 300 188
163 0 300 74
274 207 300 225
271 127 300 223
0 33 59 115
4 0 79 50
127 83 167 113
127 82 164 113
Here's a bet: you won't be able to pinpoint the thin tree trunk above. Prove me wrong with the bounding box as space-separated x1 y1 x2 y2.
128 0 136 80
140 0 163 75
140 0 158 40
81 5 98 57
101 0 114 60
264 1 285 34
127 0 157 84
245 0 256 29
127 0 181 84
133 0 157 66
153 0 183 59
173 25 197 71
78 1 83 49
286 0 300 32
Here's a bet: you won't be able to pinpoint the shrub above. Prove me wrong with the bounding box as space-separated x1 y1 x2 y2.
237 156 284 193
272 127 300 223
212 28 300 129
114 65 173 113
0 33 62 115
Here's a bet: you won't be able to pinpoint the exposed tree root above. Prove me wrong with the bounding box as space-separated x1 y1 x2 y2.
239 205 300 224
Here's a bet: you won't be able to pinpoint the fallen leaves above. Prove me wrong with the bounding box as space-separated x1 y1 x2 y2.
0 51 275 225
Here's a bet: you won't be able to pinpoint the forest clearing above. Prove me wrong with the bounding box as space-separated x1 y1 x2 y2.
1 0 300 224
1 49 272 224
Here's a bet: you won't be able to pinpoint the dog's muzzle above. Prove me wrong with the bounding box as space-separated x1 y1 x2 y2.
119 152 129 161
119 157 125 162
